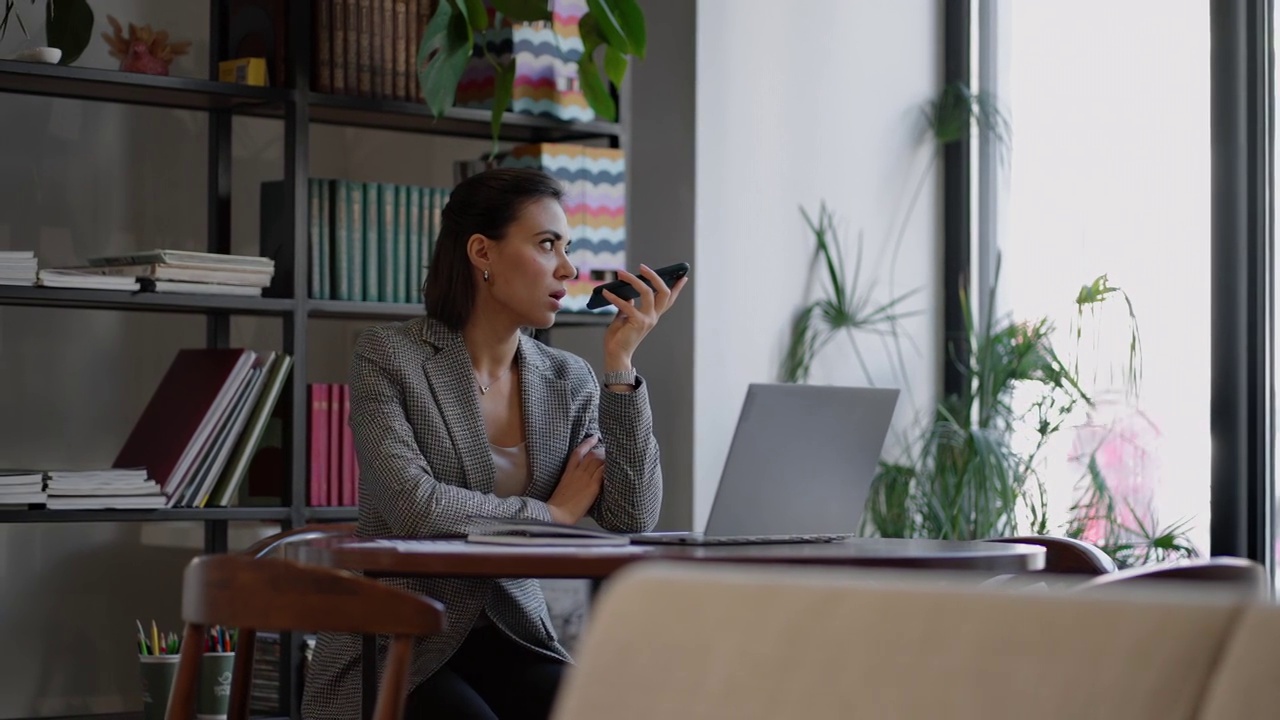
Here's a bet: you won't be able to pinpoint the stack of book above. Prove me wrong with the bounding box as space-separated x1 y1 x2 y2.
37 268 139 291
0 471 47 506
249 632 316 715
114 348 294 508
79 250 274 296
0 251 37 286
43 469 165 510
261 179 444 303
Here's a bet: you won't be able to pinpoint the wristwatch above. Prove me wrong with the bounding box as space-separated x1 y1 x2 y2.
602 367 637 387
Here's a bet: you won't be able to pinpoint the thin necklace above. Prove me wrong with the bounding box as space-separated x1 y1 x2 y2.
475 360 514 395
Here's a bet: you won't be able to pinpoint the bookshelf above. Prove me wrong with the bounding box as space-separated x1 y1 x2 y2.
0 1 624 718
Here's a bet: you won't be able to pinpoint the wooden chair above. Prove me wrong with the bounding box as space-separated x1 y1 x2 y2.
243 521 357 559
166 553 445 720
986 535 1117 575
1073 556 1271 601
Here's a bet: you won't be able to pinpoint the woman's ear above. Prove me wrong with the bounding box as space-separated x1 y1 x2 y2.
466 232 492 272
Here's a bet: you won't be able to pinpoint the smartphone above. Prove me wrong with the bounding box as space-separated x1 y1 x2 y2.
586 262 691 310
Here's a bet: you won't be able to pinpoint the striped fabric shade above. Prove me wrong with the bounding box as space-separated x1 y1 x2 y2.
456 0 594 122
502 142 625 312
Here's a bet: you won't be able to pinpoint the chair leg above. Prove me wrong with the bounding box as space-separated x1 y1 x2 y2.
228 628 257 720
167 623 206 720
372 636 414 720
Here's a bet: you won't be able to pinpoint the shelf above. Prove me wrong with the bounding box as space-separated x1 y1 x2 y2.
0 285 296 315
0 507 291 523
300 92 623 142
306 506 358 521
306 298 615 326
0 60 285 112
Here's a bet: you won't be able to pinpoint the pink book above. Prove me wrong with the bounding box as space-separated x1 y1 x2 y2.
328 383 341 507
342 384 356 506
309 384 329 507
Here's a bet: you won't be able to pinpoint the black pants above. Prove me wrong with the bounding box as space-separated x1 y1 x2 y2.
404 624 566 719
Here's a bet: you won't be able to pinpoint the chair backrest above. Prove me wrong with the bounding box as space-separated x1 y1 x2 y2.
1074 557 1271 601
551 561 1278 720
986 535 1116 575
243 522 356 559
181 553 444 636
171 554 441 720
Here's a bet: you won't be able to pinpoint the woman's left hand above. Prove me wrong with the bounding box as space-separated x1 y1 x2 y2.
601 264 688 368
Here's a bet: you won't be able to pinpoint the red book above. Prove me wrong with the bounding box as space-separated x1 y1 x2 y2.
309 384 330 506
114 349 255 499
341 384 356 506
328 383 341 507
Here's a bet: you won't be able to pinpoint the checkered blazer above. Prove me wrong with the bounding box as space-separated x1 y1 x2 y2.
300 316 663 719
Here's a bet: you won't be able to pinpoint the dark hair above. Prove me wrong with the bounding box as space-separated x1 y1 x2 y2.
424 167 566 330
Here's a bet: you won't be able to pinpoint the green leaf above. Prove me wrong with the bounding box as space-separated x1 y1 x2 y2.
46 0 93 66
611 0 646 59
491 0 553 22
417 0 474 118
584 0 631 55
578 54 616 121
488 57 516 158
463 0 489 31
603 46 627 87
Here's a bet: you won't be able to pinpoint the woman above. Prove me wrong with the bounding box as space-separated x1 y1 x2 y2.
301 167 685 720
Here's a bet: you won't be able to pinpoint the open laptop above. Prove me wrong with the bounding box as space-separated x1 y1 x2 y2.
630 383 899 545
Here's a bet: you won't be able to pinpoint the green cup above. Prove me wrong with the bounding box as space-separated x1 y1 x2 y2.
197 651 236 719
138 655 179 720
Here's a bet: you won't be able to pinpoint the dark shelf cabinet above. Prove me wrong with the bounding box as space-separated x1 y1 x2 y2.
0 5 624 719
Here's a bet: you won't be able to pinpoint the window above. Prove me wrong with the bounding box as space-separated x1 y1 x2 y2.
983 1 1211 561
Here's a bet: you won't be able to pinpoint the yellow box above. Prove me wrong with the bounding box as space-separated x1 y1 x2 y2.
218 57 268 87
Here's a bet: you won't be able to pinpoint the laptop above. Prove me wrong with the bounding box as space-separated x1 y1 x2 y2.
630 383 899 545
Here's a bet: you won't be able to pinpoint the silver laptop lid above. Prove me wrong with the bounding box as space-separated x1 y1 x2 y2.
703 383 899 537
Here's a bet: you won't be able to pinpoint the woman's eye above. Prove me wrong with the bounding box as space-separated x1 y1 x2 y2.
540 239 555 249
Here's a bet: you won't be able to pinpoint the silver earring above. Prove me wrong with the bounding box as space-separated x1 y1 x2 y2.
483 269 490 282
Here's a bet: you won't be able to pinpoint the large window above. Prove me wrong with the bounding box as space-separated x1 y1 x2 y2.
986 1 1211 558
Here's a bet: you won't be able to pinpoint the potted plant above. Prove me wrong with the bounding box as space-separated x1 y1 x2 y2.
1 0 94 66
783 83 1197 568
415 0 646 153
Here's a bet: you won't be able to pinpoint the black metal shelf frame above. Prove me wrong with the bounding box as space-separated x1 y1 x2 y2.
0 1 626 717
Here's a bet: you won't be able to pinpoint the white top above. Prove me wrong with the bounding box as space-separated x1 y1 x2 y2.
490 441 531 498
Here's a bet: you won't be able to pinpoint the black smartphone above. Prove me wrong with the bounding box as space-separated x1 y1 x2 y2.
586 262 691 310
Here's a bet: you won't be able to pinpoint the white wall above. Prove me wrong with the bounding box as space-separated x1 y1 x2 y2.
691 0 943 528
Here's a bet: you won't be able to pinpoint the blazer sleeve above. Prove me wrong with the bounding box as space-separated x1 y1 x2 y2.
350 327 554 537
579 358 664 533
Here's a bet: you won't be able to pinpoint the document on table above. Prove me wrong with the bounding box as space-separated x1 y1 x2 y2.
347 539 656 556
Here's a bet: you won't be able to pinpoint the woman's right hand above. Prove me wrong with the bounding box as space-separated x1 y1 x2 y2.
547 435 605 525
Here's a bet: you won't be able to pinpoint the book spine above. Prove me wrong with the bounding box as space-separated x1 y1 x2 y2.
328 383 342 507
320 179 332 300
383 182 397 303
381 0 395 99
408 185 422 301
314 0 332 92
334 180 350 300
310 384 328 507
357 0 373 97
351 182 365 301
308 179 321 298
333 0 349 95
342 384 356 506
395 0 409 100
363 183 379 301
345 0 360 95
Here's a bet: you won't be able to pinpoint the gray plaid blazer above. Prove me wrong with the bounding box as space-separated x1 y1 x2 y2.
300 316 663 719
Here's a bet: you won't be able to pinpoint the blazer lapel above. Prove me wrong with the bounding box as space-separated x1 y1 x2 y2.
518 334 573 501
421 319 495 494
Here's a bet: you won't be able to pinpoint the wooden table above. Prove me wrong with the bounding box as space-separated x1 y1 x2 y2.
290 535 1043 719
289 535 1047 578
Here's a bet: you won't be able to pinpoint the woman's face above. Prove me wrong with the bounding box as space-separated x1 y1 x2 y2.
480 197 577 329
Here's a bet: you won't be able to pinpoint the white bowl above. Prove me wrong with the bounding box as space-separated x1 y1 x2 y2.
11 47 62 64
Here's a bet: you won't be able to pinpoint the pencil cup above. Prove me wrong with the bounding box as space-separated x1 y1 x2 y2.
138 654 179 720
197 651 236 719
